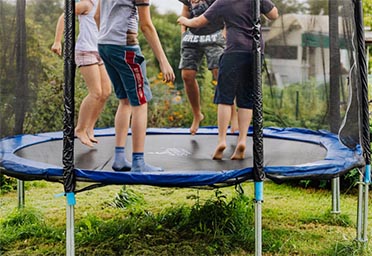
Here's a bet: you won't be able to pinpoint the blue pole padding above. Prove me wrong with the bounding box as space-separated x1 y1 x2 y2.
364 165 371 184
254 181 264 201
66 192 76 206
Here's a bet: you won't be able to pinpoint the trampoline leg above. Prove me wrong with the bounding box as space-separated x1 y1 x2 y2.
331 177 340 214
356 165 370 243
363 183 369 242
17 179 25 208
66 193 76 256
255 201 262 256
254 182 263 256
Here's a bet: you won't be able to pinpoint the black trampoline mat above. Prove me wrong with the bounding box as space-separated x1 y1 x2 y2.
15 134 327 172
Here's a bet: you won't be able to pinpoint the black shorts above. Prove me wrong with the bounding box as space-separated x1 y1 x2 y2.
214 52 257 109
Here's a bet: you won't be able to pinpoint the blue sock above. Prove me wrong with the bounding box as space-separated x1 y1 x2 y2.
131 152 163 172
112 147 132 172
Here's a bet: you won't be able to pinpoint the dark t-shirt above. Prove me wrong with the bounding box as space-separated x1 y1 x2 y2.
179 0 224 35
204 0 275 53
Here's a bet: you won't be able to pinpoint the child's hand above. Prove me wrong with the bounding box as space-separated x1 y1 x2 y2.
177 16 188 26
51 42 62 56
160 63 175 83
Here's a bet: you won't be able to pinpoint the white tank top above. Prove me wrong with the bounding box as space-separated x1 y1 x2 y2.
75 0 98 52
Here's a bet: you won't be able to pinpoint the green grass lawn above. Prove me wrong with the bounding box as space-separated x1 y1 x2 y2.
1 179 371 255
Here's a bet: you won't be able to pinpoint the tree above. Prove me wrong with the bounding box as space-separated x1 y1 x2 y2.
307 0 328 15
14 0 28 134
364 0 372 73
274 0 307 15
363 1 372 28
0 1 17 137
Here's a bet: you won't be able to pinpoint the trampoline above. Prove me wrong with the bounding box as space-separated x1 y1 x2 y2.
0 126 365 188
0 0 370 255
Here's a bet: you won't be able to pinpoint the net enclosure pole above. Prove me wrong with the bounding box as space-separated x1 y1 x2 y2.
253 0 264 255
329 0 341 215
15 0 27 209
354 0 370 243
63 0 76 255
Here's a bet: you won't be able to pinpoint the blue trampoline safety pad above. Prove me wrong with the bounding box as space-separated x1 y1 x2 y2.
0 127 365 187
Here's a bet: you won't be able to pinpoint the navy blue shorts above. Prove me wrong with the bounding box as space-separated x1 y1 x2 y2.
98 44 152 106
214 52 256 109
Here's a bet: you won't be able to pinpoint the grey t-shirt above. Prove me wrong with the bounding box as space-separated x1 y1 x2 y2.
98 0 149 45
204 0 275 53
179 0 224 35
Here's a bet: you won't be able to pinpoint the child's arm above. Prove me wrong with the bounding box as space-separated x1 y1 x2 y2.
94 0 101 30
263 6 279 20
50 0 93 56
138 6 175 83
180 5 190 34
51 13 64 56
177 15 209 28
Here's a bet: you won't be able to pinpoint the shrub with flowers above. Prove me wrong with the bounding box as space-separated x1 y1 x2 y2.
148 72 218 128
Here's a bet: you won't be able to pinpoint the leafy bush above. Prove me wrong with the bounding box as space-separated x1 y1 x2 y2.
147 71 217 128
107 186 145 209
263 80 330 129
0 174 17 194
0 207 64 255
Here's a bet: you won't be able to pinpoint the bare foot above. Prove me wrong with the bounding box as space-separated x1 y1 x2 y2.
231 144 246 160
87 130 98 144
213 143 226 160
88 135 98 144
89 137 98 144
230 120 239 134
190 113 204 135
75 130 94 147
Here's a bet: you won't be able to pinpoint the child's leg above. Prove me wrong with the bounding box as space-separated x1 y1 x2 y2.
115 99 131 146
75 64 111 147
87 65 112 142
182 69 204 135
230 102 238 133
213 104 232 160
75 65 105 147
112 99 132 171
231 108 252 160
130 103 163 172
130 103 147 152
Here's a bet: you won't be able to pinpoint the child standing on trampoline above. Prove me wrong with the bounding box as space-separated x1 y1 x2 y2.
51 0 111 148
178 0 238 135
95 0 175 172
178 0 278 160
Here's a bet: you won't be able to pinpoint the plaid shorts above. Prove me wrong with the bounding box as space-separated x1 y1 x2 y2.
75 51 103 67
